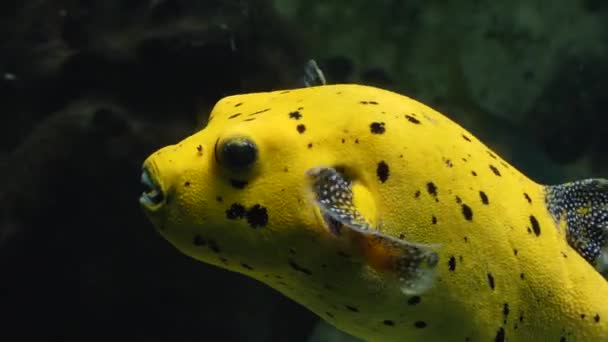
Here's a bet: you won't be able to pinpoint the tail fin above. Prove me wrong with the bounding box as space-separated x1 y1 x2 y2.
546 179 608 278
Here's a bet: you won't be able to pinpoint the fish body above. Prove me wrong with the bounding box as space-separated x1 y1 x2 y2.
141 84 608 341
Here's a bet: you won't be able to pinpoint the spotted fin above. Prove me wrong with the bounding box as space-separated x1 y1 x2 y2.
546 179 608 278
300 59 326 87
306 166 440 295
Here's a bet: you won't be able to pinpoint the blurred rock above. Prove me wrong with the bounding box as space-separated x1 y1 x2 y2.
0 0 308 150
320 55 355 83
361 67 395 88
526 56 599 165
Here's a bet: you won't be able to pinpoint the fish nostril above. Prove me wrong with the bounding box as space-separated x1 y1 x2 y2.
140 167 165 207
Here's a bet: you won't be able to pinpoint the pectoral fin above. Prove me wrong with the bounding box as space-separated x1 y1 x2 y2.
307 166 440 295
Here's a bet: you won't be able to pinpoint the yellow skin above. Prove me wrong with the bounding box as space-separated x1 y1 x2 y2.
141 84 608 341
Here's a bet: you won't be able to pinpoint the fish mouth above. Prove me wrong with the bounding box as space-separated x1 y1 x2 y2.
139 166 165 209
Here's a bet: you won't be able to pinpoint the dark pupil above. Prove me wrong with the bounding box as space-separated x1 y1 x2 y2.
221 138 257 169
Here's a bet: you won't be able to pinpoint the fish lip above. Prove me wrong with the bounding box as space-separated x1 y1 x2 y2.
139 165 165 210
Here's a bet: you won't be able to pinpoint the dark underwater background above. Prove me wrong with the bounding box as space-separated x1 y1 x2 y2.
1 1 607 341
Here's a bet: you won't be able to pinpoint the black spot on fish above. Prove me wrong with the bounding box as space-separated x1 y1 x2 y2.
346 305 359 312
530 215 541 236
326 312 334 318
370 122 385 134
354 139 359 144
297 124 306 133
405 114 421 124
471 171 478 176
377 161 390 183
432 216 437 224
248 108 270 116
407 296 421 305
383 320 395 326
462 134 471 142
288 259 312 275
581 314 586 319
464 236 469 243
487 151 497 159
184 181 190 187
495 327 505 342
414 321 427 328
560 337 566 342
503 303 510 322
226 203 246 219
243 118 255 122
479 191 489 204
524 192 532 203
193 235 206 246
513 249 518 256
216 196 223 202
246 204 268 228
489 164 501 176
595 314 601 323
289 110 302 119
228 113 242 119
241 263 253 270
230 179 248 189
487 273 495 290
208 239 221 253
448 256 456 271
196 145 203 154
520 273 525 279
462 204 473 220
341 138 345 143
414 190 421 198
426 182 438 197
280 90 290 94
234 102 243 107
307 143 313 149
369 101 378 105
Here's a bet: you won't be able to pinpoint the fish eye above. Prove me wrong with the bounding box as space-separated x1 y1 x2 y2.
217 137 258 170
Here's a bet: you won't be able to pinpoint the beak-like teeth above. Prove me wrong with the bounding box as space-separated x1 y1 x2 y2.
140 167 164 207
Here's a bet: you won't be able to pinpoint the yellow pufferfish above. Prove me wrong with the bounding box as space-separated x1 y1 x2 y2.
140 61 608 341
